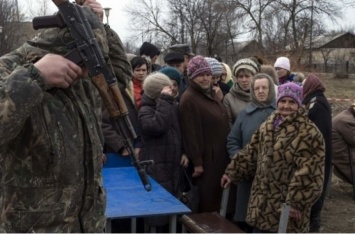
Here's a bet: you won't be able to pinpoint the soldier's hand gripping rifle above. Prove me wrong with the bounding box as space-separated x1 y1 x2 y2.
32 0 152 191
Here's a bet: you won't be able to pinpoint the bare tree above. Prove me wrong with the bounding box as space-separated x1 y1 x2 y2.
231 0 276 50
167 0 204 53
125 0 179 47
25 0 52 18
320 48 333 72
0 0 26 55
193 0 225 56
221 2 244 61
272 0 343 63
123 0 351 66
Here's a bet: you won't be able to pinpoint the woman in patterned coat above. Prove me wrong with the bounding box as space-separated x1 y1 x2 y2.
221 82 325 233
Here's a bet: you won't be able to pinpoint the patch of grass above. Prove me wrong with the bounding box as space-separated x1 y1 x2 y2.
314 73 355 116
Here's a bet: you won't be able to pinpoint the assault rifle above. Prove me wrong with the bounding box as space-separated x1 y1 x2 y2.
32 0 152 191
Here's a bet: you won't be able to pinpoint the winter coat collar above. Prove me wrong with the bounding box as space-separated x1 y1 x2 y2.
302 90 324 105
189 80 217 101
229 82 250 102
245 102 277 114
272 107 307 130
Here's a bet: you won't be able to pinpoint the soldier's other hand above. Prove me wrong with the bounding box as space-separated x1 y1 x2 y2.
34 54 82 89
220 174 231 188
83 0 104 22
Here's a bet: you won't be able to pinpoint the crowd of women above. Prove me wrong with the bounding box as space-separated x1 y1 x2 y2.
103 40 354 233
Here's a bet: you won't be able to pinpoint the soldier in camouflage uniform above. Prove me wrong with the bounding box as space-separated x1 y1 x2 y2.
0 4 107 232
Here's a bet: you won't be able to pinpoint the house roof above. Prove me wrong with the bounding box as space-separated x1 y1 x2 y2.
228 40 258 53
304 32 354 49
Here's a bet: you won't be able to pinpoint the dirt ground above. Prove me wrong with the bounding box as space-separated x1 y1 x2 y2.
321 173 355 233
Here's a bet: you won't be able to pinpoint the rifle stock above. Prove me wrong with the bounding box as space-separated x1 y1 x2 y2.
32 14 66 30
33 0 152 191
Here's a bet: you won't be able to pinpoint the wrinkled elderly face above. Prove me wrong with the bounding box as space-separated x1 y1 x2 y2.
277 97 299 117
253 78 269 103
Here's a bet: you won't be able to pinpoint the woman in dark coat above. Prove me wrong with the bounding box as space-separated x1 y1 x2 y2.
302 73 332 232
139 73 188 194
139 72 188 230
179 55 230 212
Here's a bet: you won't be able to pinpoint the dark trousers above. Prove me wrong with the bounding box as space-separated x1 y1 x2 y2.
310 159 332 231
236 221 253 233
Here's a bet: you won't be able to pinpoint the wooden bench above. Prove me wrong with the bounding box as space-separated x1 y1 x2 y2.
180 187 245 233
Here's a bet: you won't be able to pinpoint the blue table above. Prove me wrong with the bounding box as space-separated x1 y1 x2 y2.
103 153 132 168
103 167 191 233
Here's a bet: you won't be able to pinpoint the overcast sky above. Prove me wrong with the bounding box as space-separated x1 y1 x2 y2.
19 0 132 41
18 0 355 45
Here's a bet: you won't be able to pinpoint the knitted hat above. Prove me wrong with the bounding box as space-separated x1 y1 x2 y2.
164 52 184 64
232 58 258 77
274 57 290 71
159 67 181 86
205 57 223 77
277 82 303 107
139 42 160 58
187 55 212 80
143 73 172 100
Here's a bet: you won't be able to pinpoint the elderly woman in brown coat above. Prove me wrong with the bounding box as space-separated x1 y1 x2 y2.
179 55 230 212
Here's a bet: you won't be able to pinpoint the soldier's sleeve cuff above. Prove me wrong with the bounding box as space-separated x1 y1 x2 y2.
25 63 52 91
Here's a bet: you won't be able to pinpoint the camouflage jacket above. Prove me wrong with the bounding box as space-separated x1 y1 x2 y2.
0 22 106 234
225 107 325 232
104 24 132 90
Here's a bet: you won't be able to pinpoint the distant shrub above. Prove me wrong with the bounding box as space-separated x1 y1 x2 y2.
333 71 349 79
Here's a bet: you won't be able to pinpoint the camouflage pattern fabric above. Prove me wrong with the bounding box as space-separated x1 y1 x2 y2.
225 107 325 233
104 24 132 91
0 5 106 233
